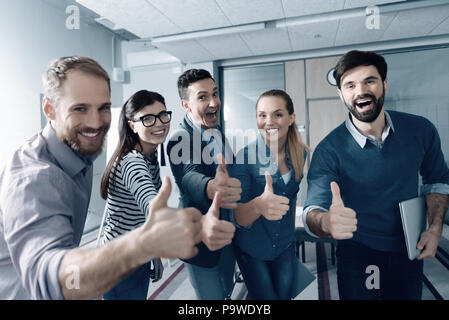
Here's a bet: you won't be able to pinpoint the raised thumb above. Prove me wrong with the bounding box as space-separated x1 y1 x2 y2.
330 181 344 207
216 153 228 176
150 176 172 213
207 191 222 219
264 171 273 193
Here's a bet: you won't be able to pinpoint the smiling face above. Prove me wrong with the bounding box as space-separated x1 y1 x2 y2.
338 65 387 123
44 69 111 157
182 78 220 129
128 101 170 154
256 96 295 146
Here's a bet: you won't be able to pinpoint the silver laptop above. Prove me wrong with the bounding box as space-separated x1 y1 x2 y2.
399 196 427 260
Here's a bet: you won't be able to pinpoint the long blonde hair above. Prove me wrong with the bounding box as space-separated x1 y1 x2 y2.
257 89 308 182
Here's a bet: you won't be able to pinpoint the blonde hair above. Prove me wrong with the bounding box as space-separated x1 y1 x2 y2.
257 89 308 182
42 56 110 103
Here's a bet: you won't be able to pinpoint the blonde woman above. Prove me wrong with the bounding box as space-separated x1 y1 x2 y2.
231 89 307 300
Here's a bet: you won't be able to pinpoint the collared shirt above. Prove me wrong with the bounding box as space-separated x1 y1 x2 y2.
345 111 394 149
231 134 302 260
303 111 449 238
0 123 94 299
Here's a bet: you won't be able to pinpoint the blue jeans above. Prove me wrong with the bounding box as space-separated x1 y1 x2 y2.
234 243 296 300
186 244 235 300
103 262 150 300
336 240 423 300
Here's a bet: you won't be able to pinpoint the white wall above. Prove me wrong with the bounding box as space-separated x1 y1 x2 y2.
0 0 123 233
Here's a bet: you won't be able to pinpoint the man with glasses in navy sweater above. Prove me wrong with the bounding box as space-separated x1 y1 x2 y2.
303 50 449 300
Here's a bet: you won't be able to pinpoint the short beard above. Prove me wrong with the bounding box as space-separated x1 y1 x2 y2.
64 125 109 157
344 87 385 123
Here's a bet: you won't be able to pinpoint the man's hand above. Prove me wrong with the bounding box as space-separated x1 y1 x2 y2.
417 193 448 260
207 154 242 209
256 171 290 221
417 227 442 260
321 182 357 239
201 191 236 251
143 176 203 260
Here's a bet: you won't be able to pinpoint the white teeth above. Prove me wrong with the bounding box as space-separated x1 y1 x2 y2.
80 132 99 137
266 129 279 134
152 130 165 135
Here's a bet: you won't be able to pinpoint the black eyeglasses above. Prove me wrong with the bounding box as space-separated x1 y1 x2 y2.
132 111 172 127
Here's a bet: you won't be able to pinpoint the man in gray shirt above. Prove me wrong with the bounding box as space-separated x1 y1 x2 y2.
0 56 203 299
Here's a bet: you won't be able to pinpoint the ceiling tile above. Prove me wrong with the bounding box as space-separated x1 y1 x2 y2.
215 0 285 25
77 0 182 37
196 34 253 60
288 20 339 51
381 5 449 41
281 0 345 17
430 16 449 35
335 11 397 46
155 39 216 63
240 28 292 55
147 0 231 32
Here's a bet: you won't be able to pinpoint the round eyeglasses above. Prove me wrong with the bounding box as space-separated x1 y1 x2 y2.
132 110 172 127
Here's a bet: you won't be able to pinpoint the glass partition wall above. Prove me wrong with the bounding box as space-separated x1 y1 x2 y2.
220 63 285 155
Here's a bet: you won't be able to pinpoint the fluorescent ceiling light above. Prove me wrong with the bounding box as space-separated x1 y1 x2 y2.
151 22 265 44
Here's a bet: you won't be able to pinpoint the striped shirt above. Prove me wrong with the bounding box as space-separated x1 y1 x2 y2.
103 150 161 243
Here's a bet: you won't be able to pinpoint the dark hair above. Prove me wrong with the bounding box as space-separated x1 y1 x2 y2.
256 89 308 182
333 50 387 89
100 90 166 199
177 69 214 100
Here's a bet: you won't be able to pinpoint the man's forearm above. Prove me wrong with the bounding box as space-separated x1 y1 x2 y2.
425 193 449 232
59 227 146 300
306 209 331 238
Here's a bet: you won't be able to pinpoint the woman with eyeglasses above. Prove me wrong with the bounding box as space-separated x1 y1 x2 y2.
99 90 172 300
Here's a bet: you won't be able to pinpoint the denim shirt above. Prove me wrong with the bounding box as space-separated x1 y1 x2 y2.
230 134 303 261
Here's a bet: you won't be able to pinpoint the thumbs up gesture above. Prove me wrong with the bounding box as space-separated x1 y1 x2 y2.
321 182 357 239
142 177 203 259
256 171 290 221
206 154 242 209
201 191 236 251
148 176 172 216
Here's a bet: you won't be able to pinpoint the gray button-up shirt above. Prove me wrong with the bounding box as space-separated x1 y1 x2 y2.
0 123 94 299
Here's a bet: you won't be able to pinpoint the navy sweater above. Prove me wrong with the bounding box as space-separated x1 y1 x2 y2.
305 111 449 252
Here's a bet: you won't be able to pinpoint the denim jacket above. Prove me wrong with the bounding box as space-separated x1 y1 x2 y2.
230 134 303 261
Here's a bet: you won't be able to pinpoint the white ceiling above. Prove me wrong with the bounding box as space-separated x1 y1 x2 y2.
68 0 449 63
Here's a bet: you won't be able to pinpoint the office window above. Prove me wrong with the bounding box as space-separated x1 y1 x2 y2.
385 47 449 163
